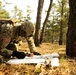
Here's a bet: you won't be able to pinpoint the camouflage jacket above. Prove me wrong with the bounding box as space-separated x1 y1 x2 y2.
0 20 35 53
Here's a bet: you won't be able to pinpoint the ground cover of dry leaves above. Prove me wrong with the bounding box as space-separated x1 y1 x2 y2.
0 43 76 75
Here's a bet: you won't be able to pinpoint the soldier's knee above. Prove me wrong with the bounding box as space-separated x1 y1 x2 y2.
0 48 13 58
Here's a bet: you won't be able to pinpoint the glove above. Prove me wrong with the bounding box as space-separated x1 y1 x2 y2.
12 51 26 59
33 52 41 55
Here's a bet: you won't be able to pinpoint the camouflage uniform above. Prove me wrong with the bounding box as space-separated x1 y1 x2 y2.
19 21 36 53
0 20 36 58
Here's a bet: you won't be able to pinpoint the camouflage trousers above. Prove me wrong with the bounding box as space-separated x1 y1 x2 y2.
0 37 36 58
0 43 18 58
0 48 13 58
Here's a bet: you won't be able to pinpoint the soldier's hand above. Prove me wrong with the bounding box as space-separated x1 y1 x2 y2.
33 52 41 55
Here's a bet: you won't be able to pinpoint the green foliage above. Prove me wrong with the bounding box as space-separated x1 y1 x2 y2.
43 0 69 44
44 19 60 43
0 1 10 19
0 9 10 18
24 5 33 21
12 5 23 20
17 10 23 20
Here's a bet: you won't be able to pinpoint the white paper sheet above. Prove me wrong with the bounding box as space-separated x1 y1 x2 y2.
7 53 59 66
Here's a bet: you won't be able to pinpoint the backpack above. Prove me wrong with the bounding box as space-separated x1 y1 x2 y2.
0 20 14 49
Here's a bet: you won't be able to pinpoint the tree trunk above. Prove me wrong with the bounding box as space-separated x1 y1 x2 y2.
66 0 76 57
34 0 44 46
40 0 53 44
59 0 64 45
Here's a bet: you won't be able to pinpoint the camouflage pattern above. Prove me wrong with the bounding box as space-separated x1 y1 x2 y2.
0 20 13 49
0 20 36 58
0 48 13 58
21 21 35 53
21 21 35 37
26 37 36 53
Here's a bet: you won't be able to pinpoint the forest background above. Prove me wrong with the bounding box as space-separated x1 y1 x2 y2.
0 0 76 75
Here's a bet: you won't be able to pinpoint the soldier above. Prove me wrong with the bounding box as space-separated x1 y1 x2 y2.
0 20 41 59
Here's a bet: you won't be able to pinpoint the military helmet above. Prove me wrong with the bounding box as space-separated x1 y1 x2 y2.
20 21 35 37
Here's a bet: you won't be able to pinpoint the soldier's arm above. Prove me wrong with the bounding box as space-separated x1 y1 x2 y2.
26 36 41 55
20 21 41 55
26 36 36 53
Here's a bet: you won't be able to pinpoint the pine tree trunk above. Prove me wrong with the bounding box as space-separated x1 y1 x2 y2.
66 0 76 57
34 0 44 46
40 0 53 44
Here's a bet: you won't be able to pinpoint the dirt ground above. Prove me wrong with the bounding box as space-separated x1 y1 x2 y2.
0 43 76 75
